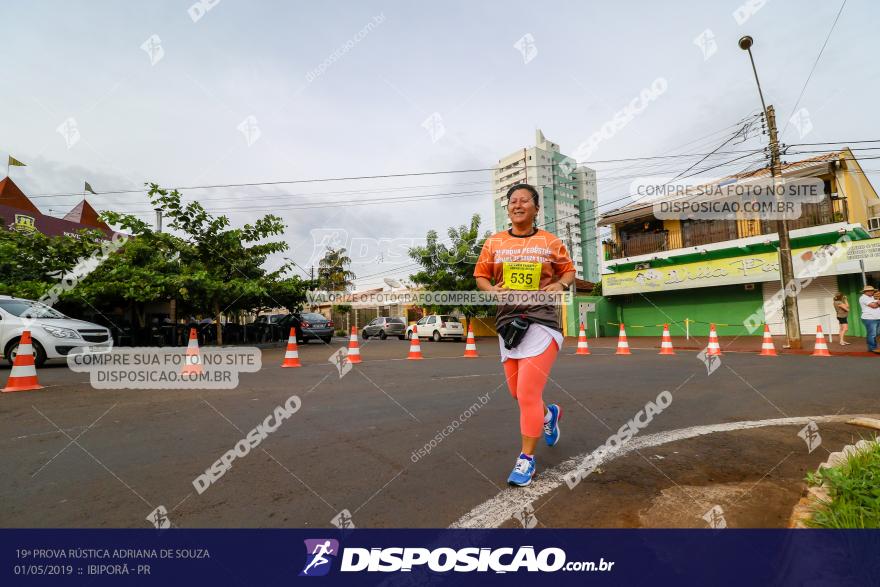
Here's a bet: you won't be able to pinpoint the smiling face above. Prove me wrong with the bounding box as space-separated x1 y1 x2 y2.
507 188 539 227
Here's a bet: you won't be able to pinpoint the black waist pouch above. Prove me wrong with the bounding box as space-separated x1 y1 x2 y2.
499 316 531 350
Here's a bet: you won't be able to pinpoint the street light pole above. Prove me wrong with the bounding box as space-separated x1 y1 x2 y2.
739 35 802 349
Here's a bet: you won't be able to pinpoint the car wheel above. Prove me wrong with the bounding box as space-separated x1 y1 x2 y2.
398 335 405 340
321 337 332 344
406 330 412 340
362 331 369 340
432 330 441 342
6 338 47 367
379 331 387 340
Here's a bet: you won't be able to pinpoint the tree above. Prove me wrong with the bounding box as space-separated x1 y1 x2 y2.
316 247 355 320
0 227 107 301
74 227 190 335
407 213 491 332
317 248 355 292
103 184 291 344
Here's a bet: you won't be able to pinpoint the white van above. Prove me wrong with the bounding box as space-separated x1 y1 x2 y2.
0 296 113 366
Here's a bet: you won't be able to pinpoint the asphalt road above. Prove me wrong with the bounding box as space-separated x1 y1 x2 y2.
1 337 877 528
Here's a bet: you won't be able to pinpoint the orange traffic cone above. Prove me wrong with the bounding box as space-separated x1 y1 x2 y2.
707 324 722 356
812 325 831 357
658 323 675 355
281 327 301 367
181 327 203 375
347 326 362 364
2 330 43 392
463 325 479 358
759 324 777 356
407 326 424 360
576 323 591 355
615 324 631 355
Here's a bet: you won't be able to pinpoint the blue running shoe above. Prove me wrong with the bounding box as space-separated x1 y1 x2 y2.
544 404 562 447
507 453 536 486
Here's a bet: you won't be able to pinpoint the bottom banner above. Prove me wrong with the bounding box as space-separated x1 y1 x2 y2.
1 529 876 585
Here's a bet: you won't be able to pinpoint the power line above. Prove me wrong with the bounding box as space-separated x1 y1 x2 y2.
354 151 880 285
27 145 777 200
781 0 847 137
786 139 880 146
353 151 771 283
118 151 768 216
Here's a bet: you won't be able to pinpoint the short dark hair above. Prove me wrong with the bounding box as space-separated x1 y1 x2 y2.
506 183 539 208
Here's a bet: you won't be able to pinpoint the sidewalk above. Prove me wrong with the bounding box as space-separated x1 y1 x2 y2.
560 335 880 357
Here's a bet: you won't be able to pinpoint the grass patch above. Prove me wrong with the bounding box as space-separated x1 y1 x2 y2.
805 440 880 528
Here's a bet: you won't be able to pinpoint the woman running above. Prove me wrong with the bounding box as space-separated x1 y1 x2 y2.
474 183 576 486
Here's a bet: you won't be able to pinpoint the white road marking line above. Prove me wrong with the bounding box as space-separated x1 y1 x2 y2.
433 374 495 380
449 413 875 529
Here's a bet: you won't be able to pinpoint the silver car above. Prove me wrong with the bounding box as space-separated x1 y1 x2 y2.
362 317 406 340
0 296 112 366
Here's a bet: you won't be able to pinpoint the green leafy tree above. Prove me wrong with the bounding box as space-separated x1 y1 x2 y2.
103 184 291 344
407 213 491 331
0 227 108 301
317 248 355 291
317 247 356 319
74 226 189 333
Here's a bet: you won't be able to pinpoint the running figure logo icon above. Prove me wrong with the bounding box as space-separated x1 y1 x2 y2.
300 539 339 577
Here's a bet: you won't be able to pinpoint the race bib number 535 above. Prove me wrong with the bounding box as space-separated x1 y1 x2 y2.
503 262 541 290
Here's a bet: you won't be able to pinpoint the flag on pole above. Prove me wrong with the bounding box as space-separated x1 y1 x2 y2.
84 181 96 195
8 156 26 167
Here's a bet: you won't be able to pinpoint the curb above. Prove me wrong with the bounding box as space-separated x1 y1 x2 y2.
788 438 880 528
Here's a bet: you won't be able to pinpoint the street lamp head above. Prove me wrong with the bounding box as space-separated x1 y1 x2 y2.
738 35 753 50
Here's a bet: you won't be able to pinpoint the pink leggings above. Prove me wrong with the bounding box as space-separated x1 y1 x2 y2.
503 341 559 437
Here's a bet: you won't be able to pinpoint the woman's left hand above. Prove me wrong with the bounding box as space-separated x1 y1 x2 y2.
541 282 566 292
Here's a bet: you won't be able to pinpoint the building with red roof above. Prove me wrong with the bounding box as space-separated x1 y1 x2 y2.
0 177 113 238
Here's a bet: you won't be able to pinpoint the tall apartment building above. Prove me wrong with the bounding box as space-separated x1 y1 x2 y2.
492 129 599 282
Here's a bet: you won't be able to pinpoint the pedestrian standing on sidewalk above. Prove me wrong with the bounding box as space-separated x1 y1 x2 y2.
858 285 880 354
833 293 851 345
474 183 576 487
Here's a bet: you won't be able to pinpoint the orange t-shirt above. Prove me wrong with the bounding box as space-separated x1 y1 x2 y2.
473 228 576 287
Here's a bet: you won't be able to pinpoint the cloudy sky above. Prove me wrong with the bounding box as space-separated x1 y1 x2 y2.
1 0 876 288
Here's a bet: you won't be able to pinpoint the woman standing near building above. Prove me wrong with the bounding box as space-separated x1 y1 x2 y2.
474 183 576 486
833 293 851 345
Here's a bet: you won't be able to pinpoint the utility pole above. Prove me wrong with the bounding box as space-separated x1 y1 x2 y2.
739 36 802 349
766 104 802 349
155 208 163 233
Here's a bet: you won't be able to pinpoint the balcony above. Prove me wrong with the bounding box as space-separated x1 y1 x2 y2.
606 231 669 259
681 219 738 248
604 193 847 260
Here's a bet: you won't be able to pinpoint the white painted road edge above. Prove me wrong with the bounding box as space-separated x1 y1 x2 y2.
449 414 874 529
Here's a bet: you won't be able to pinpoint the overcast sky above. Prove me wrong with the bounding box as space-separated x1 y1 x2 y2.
1 0 876 288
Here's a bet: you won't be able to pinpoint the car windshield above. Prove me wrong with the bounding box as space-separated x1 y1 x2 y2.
441 316 460 323
0 299 66 319
302 313 325 321
387 318 404 324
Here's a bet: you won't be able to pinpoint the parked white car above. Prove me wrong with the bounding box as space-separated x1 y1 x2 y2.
0 296 112 366
405 315 464 342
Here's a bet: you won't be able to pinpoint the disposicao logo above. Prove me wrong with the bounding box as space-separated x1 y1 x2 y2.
300 539 339 577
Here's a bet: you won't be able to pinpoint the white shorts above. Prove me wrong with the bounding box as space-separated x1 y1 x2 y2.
499 323 563 362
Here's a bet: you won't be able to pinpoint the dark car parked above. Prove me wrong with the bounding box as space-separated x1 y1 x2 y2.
276 312 334 344
362 316 406 340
